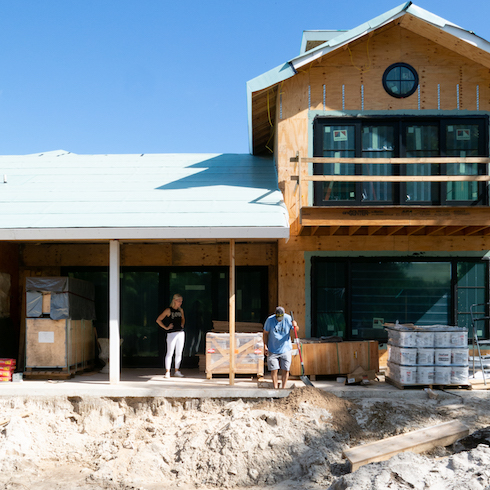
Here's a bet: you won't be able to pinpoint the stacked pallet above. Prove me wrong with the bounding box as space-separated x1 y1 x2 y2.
0 359 16 382
25 277 96 379
385 323 469 388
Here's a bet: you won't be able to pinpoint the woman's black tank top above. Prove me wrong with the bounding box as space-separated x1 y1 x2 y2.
164 306 183 333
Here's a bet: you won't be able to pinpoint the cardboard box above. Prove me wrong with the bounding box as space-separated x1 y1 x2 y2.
345 366 377 385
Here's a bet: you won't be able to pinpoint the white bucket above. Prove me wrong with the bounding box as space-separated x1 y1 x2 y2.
398 330 417 347
451 348 469 365
434 366 451 385
451 366 469 384
399 347 417 365
435 348 451 365
450 331 468 347
416 331 435 347
434 331 451 347
399 365 417 384
417 366 434 384
417 348 435 365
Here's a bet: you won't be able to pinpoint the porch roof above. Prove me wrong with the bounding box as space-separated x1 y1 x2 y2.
0 150 289 241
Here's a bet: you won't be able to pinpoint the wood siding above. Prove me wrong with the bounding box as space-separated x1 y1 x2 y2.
274 23 490 329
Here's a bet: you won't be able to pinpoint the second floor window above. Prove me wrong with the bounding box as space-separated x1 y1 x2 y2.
313 116 489 206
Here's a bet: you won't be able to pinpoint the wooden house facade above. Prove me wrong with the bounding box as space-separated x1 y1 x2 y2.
248 2 490 343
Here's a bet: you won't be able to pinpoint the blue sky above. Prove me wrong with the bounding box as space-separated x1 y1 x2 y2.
0 0 489 155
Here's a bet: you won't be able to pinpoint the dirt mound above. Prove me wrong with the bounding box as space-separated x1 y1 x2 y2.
254 386 361 436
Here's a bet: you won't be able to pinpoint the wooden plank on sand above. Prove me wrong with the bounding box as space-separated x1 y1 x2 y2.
343 420 469 472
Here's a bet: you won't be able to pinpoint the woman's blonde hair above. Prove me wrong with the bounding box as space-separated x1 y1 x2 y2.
170 294 183 309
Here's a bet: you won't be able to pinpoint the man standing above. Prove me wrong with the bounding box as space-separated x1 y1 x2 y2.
263 307 298 389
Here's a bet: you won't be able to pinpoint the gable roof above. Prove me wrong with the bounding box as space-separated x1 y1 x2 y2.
247 2 490 155
0 150 289 241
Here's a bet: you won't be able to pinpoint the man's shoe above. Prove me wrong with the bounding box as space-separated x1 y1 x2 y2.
174 370 184 377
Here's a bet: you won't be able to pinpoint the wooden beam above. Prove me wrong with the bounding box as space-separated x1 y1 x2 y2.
367 226 383 235
311 227 319 236
348 226 362 236
465 226 489 236
385 226 404 236
294 157 489 165
329 226 340 236
304 175 490 183
406 226 426 236
301 206 490 228
343 420 469 472
445 226 467 236
426 226 446 236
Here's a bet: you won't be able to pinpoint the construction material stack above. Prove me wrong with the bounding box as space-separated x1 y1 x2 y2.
385 323 469 388
25 277 96 379
0 358 16 382
205 332 263 379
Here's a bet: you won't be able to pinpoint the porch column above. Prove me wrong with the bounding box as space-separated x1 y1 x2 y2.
229 239 236 385
109 240 121 384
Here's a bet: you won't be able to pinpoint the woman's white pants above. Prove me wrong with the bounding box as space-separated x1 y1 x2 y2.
165 331 185 371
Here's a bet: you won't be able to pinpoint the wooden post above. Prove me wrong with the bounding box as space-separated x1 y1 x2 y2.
229 239 236 386
109 240 120 384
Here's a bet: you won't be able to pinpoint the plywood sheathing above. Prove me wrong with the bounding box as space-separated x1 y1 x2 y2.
21 242 277 267
277 24 490 234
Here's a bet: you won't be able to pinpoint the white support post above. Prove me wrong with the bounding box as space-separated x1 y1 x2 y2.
229 239 236 386
109 240 121 384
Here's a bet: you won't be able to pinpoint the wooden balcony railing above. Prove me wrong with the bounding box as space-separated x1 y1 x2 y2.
289 154 490 237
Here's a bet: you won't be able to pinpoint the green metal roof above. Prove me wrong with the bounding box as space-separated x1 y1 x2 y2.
0 150 289 240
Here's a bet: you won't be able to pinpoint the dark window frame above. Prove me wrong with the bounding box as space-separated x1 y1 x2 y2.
382 62 419 99
311 256 488 341
313 115 489 206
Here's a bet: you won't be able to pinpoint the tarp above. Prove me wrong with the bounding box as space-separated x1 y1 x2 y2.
26 277 96 320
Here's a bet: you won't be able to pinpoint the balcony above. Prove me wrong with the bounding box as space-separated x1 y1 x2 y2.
290 154 490 237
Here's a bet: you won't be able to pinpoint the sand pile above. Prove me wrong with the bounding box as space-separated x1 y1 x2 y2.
0 387 489 489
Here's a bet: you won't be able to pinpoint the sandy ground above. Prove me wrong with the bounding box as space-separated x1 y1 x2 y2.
1 387 490 489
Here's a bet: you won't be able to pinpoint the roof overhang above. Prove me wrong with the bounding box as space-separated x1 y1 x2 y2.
0 226 290 242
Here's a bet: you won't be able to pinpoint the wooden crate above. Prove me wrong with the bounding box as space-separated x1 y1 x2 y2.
205 332 264 379
211 321 263 333
290 340 379 377
25 318 95 378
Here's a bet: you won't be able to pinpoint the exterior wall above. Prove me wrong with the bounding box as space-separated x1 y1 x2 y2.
275 24 490 332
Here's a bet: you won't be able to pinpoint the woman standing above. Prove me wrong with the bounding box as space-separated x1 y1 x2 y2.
156 294 185 378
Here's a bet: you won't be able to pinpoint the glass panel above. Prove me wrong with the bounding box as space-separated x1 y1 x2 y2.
121 272 160 363
361 125 394 202
401 67 415 81
169 271 213 357
386 67 400 81
405 125 439 202
351 262 451 339
236 269 265 323
313 262 346 338
318 125 356 201
457 262 487 336
446 125 480 202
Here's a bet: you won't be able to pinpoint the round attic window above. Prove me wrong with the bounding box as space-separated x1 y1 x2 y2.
382 63 419 98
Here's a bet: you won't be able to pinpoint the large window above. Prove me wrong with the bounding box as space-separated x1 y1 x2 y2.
313 116 488 206
63 266 269 368
312 258 488 342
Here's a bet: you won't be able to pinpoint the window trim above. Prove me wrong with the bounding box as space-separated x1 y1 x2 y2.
382 62 419 99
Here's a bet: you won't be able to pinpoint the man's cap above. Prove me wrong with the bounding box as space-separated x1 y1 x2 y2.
275 306 285 316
